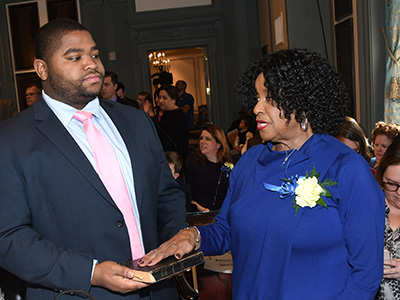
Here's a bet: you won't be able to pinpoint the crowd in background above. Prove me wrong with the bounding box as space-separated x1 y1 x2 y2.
2 47 400 299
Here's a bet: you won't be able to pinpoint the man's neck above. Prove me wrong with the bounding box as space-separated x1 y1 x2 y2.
178 90 184 97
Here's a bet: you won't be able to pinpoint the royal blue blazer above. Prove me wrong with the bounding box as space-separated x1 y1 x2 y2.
199 133 385 300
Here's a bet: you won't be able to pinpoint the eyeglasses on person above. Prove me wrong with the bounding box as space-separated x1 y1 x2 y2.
382 181 400 192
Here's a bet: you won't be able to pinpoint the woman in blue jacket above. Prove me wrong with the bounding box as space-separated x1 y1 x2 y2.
139 49 385 300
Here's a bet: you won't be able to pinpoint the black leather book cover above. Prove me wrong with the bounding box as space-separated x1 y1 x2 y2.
121 251 204 283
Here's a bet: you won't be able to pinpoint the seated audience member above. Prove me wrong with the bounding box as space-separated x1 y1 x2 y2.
227 106 250 133
116 82 139 108
335 116 373 162
157 85 189 160
375 139 400 299
165 151 192 211
245 129 263 151
370 121 400 170
185 124 233 211
234 116 254 155
25 84 42 107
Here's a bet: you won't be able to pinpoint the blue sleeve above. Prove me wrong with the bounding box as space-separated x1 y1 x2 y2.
197 147 258 255
334 154 385 299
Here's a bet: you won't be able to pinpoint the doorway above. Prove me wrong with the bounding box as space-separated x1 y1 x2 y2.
148 47 209 126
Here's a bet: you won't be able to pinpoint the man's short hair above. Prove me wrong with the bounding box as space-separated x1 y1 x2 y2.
116 82 125 92
138 91 152 105
34 18 89 62
26 83 42 90
105 71 118 85
176 80 187 89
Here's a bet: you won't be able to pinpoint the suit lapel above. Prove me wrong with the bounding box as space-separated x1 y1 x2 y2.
34 98 116 207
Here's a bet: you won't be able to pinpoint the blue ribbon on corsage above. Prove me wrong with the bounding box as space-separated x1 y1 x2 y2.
263 166 337 215
263 175 305 199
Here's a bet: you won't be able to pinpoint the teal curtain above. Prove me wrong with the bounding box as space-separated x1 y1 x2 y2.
384 0 400 124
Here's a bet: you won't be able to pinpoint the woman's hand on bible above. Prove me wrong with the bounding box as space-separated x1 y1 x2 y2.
138 227 199 267
383 259 400 281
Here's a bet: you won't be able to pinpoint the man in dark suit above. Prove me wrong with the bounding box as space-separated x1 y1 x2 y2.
0 18 186 300
102 71 139 108
116 81 139 108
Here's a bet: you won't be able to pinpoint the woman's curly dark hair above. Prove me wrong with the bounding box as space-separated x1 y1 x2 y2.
236 48 349 134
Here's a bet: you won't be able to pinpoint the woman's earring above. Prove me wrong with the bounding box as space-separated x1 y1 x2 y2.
301 118 308 132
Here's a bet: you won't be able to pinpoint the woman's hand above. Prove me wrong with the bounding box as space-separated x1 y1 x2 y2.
191 201 210 212
138 227 200 267
143 102 154 116
383 259 400 281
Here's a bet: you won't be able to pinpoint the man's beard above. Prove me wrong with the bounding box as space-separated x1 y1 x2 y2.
47 69 103 107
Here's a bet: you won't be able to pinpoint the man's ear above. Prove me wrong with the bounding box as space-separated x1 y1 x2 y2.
34 59 48 81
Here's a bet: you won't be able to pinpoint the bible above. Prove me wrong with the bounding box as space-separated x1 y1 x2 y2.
122 251 204 283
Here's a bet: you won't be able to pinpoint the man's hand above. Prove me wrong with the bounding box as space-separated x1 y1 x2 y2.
91 261 149 293
181 104 191 114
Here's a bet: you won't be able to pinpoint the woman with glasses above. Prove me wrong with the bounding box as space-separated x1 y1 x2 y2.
376 139 400 299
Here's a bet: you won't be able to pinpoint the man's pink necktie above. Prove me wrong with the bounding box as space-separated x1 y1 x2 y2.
73 111 143 259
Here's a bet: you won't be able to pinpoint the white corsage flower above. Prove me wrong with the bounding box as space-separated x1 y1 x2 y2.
295 177 324 208
263 165 337 216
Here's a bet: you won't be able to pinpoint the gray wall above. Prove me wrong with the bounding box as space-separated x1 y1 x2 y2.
0 0 261 130
286 0 333 60
0 0 386 133
285 0 385 136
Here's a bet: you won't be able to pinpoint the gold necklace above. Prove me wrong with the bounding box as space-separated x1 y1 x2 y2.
281 148 297 166
280 134 314 167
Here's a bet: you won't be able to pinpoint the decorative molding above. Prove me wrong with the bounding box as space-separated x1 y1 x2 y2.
83 0 103 9
108 0 127 4
128 8 221 29
134 24 217 42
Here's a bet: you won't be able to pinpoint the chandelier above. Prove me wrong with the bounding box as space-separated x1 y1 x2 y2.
148 51 170 72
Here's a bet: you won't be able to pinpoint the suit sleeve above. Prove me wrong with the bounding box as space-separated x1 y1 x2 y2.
0 142 93 291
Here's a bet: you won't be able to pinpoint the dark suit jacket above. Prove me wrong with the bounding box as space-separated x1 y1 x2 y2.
0 97 186 299
117 96 139 109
